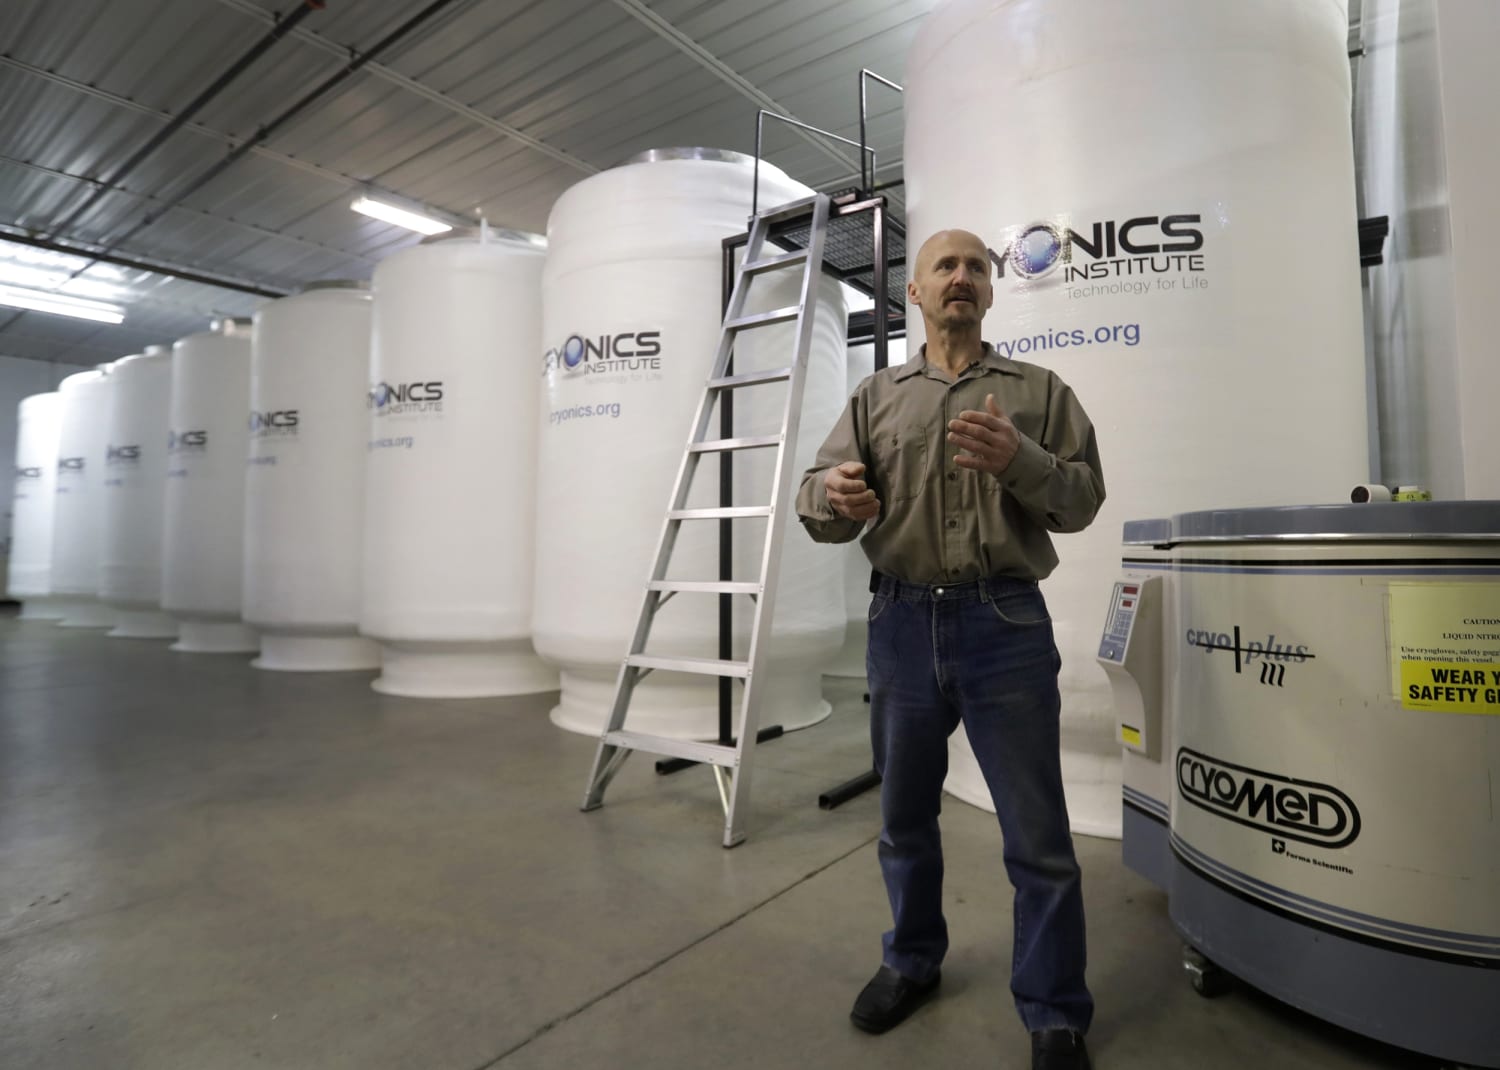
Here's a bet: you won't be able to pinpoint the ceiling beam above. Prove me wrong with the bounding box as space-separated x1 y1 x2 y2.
213 0 598 175
1 153 375 266
1 56 362 189
2 56 475 231
0 227 291 299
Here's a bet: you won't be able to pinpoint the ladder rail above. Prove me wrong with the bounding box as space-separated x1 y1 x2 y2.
722 193 832 844
581 193 834 847
588 209 780 762
585 209 774 809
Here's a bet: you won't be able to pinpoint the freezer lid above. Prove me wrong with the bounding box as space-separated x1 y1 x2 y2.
1140 501 1500 543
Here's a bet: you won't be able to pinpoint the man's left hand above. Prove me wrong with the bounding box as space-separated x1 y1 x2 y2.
948 394 1020 475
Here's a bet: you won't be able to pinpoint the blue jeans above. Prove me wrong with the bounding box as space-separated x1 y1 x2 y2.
866 574 1093 1034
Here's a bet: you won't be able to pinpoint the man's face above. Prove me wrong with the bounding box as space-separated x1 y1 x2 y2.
908 230 994 330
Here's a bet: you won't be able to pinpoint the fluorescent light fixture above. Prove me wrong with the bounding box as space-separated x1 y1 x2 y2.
0 284 125 324
350 195 452 236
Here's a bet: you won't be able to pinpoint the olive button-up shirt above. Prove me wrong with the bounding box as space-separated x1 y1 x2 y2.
795 343 1106 584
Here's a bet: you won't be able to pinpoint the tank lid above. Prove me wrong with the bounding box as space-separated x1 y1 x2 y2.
294 279 369 295
1133 502 1500 543
1121 519 1171 546
622 146 756 168
210 316 254 336
419 225 547 249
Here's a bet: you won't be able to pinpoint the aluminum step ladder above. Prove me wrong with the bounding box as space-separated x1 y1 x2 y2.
580 193 832 848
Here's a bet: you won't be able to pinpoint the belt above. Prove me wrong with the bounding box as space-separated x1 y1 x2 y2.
869 570 1039 602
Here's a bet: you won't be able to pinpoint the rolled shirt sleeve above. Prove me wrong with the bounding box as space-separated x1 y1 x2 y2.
996 376 1106 534
796 390 868 544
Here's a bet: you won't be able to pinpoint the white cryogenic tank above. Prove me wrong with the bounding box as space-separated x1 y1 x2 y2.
905 0 1369 836
6 391 62 619
362 232 557 697
99 347 177 639
536 148 849 738
50 366 116 628
824 342 877 678
243 282 379 672
161 319 259 654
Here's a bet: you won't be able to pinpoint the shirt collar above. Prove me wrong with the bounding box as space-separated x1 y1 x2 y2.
893 342 1025 382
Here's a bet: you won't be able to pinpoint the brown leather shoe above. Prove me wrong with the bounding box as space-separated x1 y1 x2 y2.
849 964 941 1034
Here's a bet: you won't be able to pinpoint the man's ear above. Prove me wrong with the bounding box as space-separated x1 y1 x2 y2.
907 280 921 307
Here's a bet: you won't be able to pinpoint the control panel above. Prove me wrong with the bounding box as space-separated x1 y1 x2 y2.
1096 576 1163 758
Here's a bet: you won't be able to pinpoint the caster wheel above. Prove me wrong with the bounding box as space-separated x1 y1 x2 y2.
1190 968 1232 997
1181 944 1232 998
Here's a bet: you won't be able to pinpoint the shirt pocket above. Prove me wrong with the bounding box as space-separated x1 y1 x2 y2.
875 424 931 504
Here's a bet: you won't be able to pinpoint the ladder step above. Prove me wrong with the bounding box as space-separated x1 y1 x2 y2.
602 729 738 767
707 367 792 390
648 580 760 595
626 654 750 678
689 435 780 453
758 195 821 223
741 249 809 275
725 305 801 331
667 506 772 520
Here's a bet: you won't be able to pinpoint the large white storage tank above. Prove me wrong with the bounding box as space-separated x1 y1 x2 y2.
243 282 379 672
904 0 1369 836
362 232 557 697
536 148 849 739
99 346 177 639
5 391 62 619
50 366 116 628
161 319 259 654
823 341 876 679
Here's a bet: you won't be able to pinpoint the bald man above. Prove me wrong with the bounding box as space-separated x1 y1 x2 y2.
796 229 1105 1070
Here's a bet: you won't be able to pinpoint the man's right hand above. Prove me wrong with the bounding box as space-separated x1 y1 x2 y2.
825 461 881 521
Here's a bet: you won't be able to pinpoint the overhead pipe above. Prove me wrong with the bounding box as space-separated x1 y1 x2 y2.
47 0 328 240
112 0 465 247
1 0 460 334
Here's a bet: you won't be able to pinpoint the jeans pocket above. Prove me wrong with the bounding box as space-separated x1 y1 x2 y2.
987 587 1050 626
866 599 899 687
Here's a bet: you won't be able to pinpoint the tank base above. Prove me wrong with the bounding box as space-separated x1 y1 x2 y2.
253 633 380 672
548 665 831 740
1170 840 1500 1068
55 599 116 629
822 621 868 679
371 640 558 698
17 598 66 621
945 735 1123 840
107 608 179 640
171 619 260 654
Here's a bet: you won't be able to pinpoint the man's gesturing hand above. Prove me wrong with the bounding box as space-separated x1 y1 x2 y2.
825 461 881 521
948 394 1020 475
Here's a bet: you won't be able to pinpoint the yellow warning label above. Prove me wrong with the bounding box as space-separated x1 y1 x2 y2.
1389 583 1500 715
1399 661 1500 715
1121 724 1143 747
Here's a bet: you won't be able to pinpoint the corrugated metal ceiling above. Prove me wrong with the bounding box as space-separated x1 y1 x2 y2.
0 0 923 366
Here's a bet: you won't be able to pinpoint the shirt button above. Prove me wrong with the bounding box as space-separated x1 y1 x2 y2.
950 568 959 576
946 519 958 529
947 472 956 481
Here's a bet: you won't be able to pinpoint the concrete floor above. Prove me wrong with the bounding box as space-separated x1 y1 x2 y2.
0 612 1437 1070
